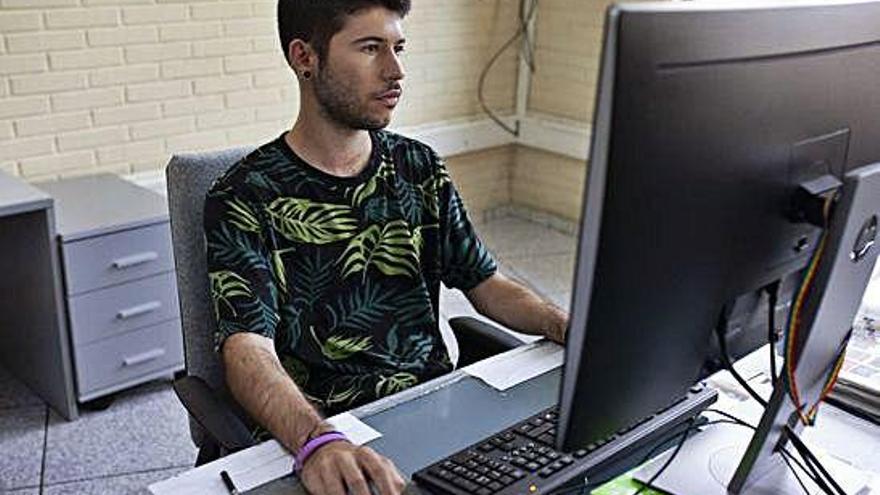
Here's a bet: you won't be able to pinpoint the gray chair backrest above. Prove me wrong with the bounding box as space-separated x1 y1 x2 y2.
166 147 255 446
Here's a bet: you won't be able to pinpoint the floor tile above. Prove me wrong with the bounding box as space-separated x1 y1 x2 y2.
0 365 45 410
0 406 46 491
43 466 188 495
5 488 39 495
478 216 577 260
43 381 197 485
502 253 576 297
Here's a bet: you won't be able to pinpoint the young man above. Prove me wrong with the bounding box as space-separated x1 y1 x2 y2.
203 1 569 494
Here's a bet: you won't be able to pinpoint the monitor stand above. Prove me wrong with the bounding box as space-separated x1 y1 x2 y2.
635 162 880 495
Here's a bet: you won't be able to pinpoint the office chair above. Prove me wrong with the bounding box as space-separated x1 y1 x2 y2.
166 147 525 466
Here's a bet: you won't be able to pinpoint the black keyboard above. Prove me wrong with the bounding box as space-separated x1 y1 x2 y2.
412 386 717 495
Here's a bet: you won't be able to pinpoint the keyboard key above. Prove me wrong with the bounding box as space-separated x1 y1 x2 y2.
539 467 555 478
530 418 546 427
499 475 514 485
517 423 535 434
526 462 540 471
538 433 555 445
501 432 516 442
441 461 456 470
478 442 495 452
477 489 492 495
547 452 561 461
536 456 551 466
489 481 504 491
550 460 566 471
475 475 492 486
560 456 574 466
511 469 527 480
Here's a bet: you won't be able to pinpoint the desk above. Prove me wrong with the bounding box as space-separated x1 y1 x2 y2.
158 342 879 495
0 171 78 419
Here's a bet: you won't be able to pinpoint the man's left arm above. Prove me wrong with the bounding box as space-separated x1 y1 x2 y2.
466 272 569 344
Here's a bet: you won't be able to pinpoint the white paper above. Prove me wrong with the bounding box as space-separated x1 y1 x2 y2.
462 340 564 391
148 413 382 495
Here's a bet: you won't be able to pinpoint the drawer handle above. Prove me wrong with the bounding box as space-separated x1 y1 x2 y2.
116 301 162 320
122 348 166 367
111 252 159 270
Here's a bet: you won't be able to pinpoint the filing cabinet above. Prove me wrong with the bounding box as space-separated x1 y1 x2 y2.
37 174 184 403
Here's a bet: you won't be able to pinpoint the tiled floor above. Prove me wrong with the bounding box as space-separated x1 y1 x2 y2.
0 214 577 495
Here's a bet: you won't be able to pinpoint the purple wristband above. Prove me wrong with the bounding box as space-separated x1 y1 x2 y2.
293 431 349 473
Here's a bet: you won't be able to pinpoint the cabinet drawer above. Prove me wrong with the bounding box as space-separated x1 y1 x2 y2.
62 222 174 295
67 271 180 347
74 319 183 398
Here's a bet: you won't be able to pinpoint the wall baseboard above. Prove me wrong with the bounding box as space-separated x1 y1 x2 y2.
125 114 592 196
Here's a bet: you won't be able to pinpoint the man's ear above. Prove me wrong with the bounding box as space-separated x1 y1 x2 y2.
288 39 317 78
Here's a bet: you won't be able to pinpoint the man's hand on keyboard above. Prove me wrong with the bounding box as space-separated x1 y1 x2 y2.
300 441 406 495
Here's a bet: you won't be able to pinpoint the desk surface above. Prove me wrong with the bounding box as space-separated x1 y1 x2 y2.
163 346 880 495
252 368 560 495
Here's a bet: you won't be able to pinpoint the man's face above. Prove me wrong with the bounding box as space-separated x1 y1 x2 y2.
313 7 406 131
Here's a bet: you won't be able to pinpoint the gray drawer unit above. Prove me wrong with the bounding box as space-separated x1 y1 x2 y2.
67 271 181 347
36 174 184 404
61 222 175 296
75 319 184 401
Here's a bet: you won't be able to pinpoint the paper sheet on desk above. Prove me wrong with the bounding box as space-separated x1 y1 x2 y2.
462 341 564 391
147 412 381 495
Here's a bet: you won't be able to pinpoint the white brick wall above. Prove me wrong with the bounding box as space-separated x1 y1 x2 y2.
1 0 521 181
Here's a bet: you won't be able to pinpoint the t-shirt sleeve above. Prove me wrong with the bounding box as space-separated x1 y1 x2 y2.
435 153 498 291
203 183 280 351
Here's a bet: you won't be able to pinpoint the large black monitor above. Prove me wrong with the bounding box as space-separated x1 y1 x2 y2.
556 0 880 488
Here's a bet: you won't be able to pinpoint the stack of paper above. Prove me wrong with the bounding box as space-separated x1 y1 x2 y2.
830 310 880 424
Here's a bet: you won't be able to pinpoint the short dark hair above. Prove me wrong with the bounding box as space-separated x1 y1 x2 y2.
277 0 411 64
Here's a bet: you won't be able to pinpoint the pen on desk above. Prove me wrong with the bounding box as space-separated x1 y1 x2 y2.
220 470 240 495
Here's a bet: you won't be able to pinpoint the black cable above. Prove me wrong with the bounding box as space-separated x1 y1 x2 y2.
715 305 769 407
785 426 846 495
766 280 781 384
477 0 539 137
704 409 831 493
779 447 813 495
631 416 698 495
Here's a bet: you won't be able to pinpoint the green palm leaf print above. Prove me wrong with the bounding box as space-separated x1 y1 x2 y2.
270 247 295 295
324 280 395 332
209 270 252 318
226 197 261 233
326 382 364 408
375 372 418 397
265 197 358 245
339 220 419 280
347 160 395 207
310 325 373 361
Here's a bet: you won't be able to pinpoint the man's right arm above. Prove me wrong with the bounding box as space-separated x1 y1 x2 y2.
222 332 406 495
222 332 326 451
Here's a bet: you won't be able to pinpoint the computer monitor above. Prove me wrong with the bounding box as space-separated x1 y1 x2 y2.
556 0 880 490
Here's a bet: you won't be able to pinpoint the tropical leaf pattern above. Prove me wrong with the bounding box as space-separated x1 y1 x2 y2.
266 197 358 244
203 129 497 417
339 220 420 281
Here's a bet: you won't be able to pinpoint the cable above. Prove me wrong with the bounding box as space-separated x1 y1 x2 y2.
779 447 813 495
631 416 698 495
784 426 846 495
703 409 831 494
766 280 781 384
477 0 540 137
714 304 769 407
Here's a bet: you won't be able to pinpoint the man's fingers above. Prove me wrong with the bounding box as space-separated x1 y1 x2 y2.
358 448 406 495
338 453 372 495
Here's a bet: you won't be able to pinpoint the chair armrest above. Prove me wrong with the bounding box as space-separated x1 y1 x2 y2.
173 375 255 453
448 316 526 367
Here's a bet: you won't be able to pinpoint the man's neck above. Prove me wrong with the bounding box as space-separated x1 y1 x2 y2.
285 117 373 178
